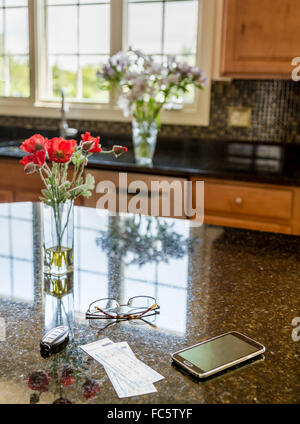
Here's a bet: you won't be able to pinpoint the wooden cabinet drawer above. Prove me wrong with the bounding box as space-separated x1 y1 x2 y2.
0 189 13 203
205 182 293 220
84 169 187 218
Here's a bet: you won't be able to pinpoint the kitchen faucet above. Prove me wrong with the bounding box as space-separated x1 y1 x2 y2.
59 88 78 139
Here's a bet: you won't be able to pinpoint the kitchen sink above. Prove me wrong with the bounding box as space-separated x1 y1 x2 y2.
0 140 23 155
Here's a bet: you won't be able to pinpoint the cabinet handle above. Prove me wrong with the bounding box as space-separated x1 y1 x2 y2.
235 196 243 205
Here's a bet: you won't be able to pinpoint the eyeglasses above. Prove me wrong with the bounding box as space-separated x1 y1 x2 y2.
86 296 160 320
88 314 158 332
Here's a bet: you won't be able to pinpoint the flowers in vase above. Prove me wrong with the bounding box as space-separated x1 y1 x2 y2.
19 132 127 205
97 49 208 127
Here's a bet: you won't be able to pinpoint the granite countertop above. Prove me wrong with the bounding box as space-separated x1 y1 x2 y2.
0 202 299 404
1 128 300 186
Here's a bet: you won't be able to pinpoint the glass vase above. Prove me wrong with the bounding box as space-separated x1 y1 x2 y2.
43 272 74 334
43 199 74 276
132 119 158 166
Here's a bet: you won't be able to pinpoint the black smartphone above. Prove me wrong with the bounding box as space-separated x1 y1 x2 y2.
171 331 265 379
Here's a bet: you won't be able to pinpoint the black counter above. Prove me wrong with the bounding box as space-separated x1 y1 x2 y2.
1 126 300 186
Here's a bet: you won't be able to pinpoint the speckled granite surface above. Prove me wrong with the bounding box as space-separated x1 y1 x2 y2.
0 203 299 404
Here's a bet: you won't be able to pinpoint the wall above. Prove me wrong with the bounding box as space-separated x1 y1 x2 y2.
0 80 300 143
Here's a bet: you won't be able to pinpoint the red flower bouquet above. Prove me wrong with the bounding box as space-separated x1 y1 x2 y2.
19 132 127 275
19 132 127 204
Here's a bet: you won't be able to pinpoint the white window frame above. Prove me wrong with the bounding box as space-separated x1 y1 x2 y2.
0 0 218 126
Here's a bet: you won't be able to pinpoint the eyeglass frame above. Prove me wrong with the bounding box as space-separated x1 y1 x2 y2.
86 296 160 320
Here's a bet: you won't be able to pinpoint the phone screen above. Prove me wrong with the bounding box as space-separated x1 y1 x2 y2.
178 334 260 372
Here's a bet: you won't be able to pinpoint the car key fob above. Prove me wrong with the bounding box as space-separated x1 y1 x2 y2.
40 326 69 352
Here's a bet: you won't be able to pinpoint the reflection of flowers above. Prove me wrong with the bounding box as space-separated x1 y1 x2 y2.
60 366 75 387
96 215 195 267
27 370 50 393
82 379 101 399
27 341 100 404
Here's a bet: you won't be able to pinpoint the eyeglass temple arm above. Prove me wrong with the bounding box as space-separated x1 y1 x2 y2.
135 303 159 318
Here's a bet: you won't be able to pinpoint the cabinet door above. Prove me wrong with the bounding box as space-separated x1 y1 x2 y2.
0 189 13 203
15 191 41 202
82 169 188 218
221 0 300 78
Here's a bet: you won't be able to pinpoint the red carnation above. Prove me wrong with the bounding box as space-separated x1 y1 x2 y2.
113 145 127 158
20 134 47 153
81 132 102 153
82 379 100 399
47 137 77 163
27 370 49 392
20 150 46 174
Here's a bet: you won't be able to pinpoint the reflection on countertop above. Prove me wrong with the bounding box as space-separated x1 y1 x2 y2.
0 202 299 404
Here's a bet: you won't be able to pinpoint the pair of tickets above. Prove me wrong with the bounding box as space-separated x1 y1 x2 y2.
80 338 164 398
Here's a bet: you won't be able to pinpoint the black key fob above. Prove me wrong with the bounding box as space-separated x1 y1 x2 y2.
40 326 69 353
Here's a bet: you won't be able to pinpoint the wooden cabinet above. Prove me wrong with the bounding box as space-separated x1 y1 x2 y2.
204 182 293 220
221 0 300 78
0 158 43 203
192 178 300 235
83 169 188 219
0 189 14 203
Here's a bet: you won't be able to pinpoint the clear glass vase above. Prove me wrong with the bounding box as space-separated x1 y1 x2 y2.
43 272 74 334
132 119 158 166
43 199 74 276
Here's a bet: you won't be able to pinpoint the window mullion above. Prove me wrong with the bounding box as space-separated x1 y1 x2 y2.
2 6 9 96
28 0 35 103
76 2 81 100
4 56 10 97
34 0 50 102
161 0 166 59
109 0 124 107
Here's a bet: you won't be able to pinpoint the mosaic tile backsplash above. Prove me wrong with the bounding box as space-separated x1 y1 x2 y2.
1 80 300 143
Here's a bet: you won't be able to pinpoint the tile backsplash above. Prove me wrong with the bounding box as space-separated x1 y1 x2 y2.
1 80 300 143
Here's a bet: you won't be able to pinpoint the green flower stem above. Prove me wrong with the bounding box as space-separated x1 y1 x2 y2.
71 164 79 188
62 163 68 184
53 201 62 249
74 162 85 188
44 161 52 176
58 200 73 247
39 169 50 190
68 183 89 194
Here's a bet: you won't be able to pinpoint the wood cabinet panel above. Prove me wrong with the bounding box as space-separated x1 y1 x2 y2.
15 191 41 202
204 214 292 235
204 182 293 220
192 177 300 235
0 189 13 203
221 0 300 78
0 158 43 192
83 169 188 218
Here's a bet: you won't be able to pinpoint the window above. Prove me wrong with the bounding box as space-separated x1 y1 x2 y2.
127 0 199 103
0 0 216 126
0 0 29 97
43 0 110 102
